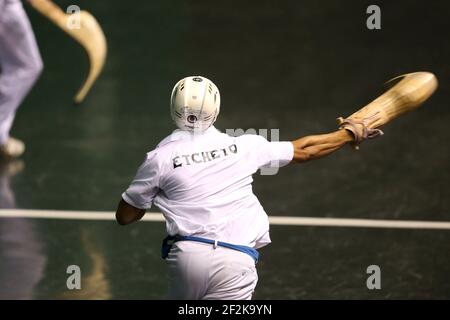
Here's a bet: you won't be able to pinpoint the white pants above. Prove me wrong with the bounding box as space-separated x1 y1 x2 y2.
0 0 43 144
166 241 258 300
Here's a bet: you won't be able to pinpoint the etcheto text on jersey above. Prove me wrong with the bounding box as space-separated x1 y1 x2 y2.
172 144 238 168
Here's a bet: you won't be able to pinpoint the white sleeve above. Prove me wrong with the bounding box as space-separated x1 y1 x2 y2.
242 134 294 169
122 151 160 209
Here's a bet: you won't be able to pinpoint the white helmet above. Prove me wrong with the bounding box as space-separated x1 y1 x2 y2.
170 76 220 132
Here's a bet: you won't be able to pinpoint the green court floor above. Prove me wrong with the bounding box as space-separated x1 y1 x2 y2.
0 0 449 299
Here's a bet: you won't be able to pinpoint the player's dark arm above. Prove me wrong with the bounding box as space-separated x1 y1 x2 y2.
115 199 146 225
291 129 353 163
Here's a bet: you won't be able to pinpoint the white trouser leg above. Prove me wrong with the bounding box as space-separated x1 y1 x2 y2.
0 0 43 144
166 241 258 300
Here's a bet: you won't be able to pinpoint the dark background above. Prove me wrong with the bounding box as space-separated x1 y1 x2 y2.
0 0 448 299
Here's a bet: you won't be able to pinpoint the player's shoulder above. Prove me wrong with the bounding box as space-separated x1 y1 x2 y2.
136 149 159 171
140 133 175 165
156 129 186 148
141 129 191 164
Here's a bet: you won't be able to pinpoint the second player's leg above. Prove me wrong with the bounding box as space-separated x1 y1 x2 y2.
0 0 43 146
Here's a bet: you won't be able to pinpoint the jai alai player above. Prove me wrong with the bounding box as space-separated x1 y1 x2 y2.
0 0 43 158
116 75 371 300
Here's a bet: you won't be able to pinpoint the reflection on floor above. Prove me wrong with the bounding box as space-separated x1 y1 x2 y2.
0 160 46 299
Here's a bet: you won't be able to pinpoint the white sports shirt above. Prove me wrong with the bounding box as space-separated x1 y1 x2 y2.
122 126 294 249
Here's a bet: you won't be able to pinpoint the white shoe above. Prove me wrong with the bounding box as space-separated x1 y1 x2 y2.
0 137 25 158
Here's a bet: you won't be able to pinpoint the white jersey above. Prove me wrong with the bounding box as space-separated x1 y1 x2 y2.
122 126 293 249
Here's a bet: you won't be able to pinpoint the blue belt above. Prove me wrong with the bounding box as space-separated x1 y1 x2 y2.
161 235 259 263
